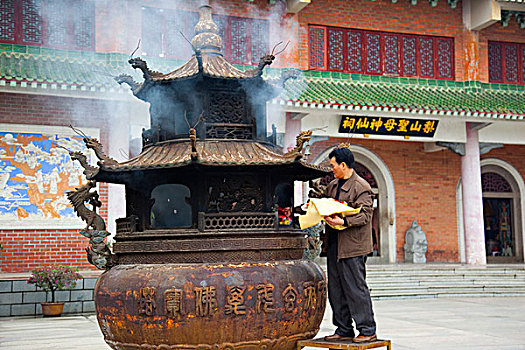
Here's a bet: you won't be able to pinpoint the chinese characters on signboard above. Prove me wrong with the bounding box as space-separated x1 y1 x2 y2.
339 116 439 137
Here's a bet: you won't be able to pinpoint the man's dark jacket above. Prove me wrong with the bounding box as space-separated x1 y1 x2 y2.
323 171 374 259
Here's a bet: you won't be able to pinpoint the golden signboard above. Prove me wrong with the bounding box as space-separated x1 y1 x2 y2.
339 116 438 137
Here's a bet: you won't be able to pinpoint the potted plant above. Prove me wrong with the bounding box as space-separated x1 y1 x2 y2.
27 265 83 316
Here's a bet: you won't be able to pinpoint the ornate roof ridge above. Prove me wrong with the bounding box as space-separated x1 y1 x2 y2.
97 139 328 174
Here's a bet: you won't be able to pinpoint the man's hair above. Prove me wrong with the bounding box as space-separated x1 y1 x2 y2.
328 147 355 168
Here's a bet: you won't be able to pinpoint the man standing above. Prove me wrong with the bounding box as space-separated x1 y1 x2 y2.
323 147 377 343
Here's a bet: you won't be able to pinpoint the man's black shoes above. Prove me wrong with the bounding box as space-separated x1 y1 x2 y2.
352 334 377 343
323 333 354 342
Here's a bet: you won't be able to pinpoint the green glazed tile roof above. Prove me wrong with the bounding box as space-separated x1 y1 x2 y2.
0 51 117 88
0 44 183 91
275 71 525 120
1 45 524 120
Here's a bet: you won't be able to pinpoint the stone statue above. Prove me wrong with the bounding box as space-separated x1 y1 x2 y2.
404 220 428 263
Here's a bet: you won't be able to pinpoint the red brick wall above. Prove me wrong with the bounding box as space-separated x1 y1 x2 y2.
0 92 118 272
482 145 525 182
309 137 462 262
295 0 466 78
0 230 96 272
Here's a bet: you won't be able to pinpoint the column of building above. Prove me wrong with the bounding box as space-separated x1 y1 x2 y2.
461 123 487 264
460 0 494 264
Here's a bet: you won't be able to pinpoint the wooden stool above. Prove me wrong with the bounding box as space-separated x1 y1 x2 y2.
297 338 391 350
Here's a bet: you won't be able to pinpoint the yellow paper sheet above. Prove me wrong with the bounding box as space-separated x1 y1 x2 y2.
299 198 361 230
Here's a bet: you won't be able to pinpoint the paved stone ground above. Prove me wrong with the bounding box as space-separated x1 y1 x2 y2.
1 297 524 349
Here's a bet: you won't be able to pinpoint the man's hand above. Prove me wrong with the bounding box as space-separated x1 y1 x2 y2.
324 214 345 227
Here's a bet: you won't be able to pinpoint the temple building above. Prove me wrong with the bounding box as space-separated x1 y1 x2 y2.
0 0 525 274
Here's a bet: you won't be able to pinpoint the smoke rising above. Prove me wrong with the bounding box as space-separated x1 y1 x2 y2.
6 0 312 233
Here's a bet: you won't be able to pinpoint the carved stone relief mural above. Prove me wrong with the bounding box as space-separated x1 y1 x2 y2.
0 123 99 228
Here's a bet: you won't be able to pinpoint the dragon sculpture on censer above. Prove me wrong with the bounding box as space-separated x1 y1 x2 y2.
63 131 118 270
66 180 116 270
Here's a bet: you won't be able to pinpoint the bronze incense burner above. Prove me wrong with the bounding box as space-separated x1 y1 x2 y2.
68 5 328 349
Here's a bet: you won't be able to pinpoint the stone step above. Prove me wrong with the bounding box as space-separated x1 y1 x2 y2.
366 269 525 275
367 274 525 281
367 273 525 280
368 279 525 288
366 273 525 280
371 286 525 299
372 291 525 300
370 283 525 291
317 263 525 298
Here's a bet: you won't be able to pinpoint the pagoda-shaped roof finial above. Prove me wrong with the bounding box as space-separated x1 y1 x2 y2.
191 4 223 55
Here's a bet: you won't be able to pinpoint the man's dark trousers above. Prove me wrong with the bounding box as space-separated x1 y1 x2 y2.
327 230 376 337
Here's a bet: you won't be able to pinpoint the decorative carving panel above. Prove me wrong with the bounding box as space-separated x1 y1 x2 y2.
309 26 454 79
488 41 525 84
116 216 139 235
22 0 42 44
208 92 245 123
347 31 362 72
419 37 434 77
402 36 417 76
328 29 344 71
118 249 305 264
365 33 381 74
504 44 519 83
0 0 16 41
198 212 277 231
437 38 453 79
205 124 253 140
114 236 304 254
309 27 325 69
207 176 263 212
384 34 398 75
482 172 512 193
231 18 247 63
488 42 502 82
251 19 268 65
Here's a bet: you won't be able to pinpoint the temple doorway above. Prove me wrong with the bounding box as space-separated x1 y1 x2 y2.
482 168 523 263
